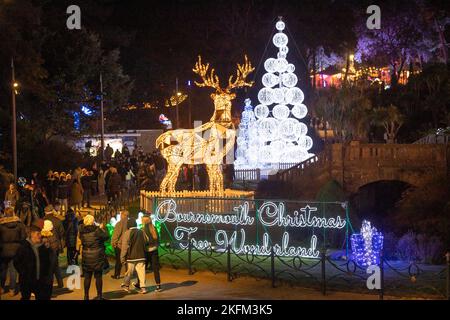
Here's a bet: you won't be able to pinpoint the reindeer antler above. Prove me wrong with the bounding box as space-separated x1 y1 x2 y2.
192 56 221 92
227 55 255 92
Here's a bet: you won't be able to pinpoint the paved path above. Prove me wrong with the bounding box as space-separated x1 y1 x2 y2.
1 264 400 300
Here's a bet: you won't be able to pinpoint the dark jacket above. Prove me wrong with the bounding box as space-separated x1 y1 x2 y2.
44 214 65 249
81 175 92 190
121 228 146 263
63 212 78 248
107 173 122 194
0 216 27 259
57 181 69 199
70 181 83 205
79 224 109 272
42 233 62 254
111 218 128 248
14 239 56 293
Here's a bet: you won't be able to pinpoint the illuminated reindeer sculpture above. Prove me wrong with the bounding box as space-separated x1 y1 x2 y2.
156 55 254 194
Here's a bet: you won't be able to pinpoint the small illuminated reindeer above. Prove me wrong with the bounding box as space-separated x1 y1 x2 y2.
156 55 254 194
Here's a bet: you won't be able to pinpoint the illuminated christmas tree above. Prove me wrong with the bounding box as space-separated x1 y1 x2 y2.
235 98 259 168
246 18 314 168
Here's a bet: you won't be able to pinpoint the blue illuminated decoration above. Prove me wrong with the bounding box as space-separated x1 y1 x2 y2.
351 220 383 267
81 104 93 116
159 114 172 129
73 112 81 131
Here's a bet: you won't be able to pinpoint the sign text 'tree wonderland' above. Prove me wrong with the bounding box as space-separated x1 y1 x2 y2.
155 199 346 258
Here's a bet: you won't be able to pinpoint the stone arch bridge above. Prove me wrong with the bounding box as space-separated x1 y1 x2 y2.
272 142 450 199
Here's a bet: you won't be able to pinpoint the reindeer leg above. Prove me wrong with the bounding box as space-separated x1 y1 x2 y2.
167 164 182 193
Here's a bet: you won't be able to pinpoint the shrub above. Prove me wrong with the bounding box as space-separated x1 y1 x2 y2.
416 234 444 264
396 231 418 261
383 232 399 260
395 231 445 264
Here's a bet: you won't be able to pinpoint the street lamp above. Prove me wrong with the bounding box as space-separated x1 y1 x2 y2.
175 77 179 128
11 58 18 180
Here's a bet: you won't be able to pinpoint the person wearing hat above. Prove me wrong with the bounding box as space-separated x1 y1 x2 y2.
13 221 56 300
44 205 65 288
78 214 109 300
41 220 64 288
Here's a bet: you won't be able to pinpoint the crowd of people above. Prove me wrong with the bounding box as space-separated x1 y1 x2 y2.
0 205 161 300
0 145 166 300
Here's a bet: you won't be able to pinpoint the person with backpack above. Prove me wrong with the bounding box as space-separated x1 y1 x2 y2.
120 217 147 294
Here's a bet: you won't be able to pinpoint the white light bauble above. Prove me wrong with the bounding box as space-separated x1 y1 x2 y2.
257 88 274 105
280 46 289 55
281 72 298 88
279 119 307 142
272 33 288 48
264 58 277 73
248 146 260 163
262 73 279 88
296 135 313 151
277 52 287 59
298 121 308 135
275 21 285 31
275 58 289 73
258 118 279 141
291 104 308 119
272 88 285 104
259 146 272 161
287 64 295 73
287 87 305 104
236 136 245 146
254 104 270 119
272 104 290 119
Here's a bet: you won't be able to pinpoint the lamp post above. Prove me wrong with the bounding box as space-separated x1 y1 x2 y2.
11 57 18 180
188 80 192 128
100 73 105 161
175 77 179 128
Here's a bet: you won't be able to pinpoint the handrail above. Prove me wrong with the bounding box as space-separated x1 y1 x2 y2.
276 153 322 180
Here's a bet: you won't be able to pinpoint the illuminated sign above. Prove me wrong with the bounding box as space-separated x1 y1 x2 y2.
154 199 347 259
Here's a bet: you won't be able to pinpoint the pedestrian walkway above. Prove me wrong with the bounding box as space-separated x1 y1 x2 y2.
1 265 402 300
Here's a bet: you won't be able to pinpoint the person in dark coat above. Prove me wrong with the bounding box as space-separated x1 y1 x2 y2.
110 210 129 279
78 214 109 300
81 169 92 208
63 209 78 265
0 208 27 296
107 167 122 204
70 179 83 214
56 174 69 214
13 222 56 300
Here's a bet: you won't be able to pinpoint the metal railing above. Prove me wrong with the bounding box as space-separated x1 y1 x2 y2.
157 240 450 300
